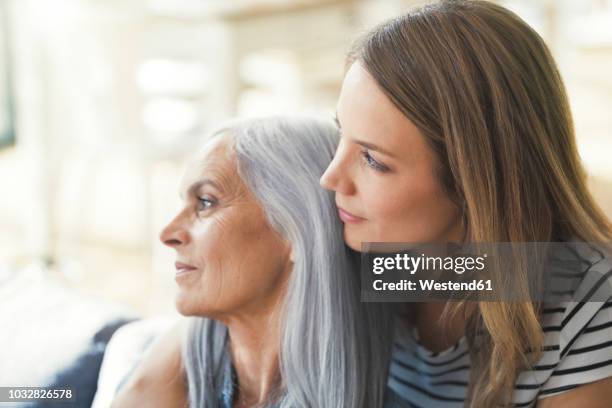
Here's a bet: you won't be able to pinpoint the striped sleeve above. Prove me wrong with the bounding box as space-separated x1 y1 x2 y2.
537 300 612 399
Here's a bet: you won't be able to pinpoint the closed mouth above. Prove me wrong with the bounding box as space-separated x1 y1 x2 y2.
175 261 197 273
337 206 366 223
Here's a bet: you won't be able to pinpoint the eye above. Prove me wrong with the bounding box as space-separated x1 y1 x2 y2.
197 196 217 212
360 149 389 172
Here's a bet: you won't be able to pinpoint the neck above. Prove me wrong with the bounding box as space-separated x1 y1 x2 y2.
412 302 471 353
225 307 283 407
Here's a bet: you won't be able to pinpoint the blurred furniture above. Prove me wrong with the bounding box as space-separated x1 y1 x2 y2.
91 317 176 408
140 0 356 135
0 264 137 408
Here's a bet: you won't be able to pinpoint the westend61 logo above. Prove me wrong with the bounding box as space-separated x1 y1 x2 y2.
360 241 612 302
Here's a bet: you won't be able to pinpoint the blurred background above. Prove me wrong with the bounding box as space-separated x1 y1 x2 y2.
0 0 610 402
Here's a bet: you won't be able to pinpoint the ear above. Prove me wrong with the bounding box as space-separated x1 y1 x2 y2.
289 248 295 263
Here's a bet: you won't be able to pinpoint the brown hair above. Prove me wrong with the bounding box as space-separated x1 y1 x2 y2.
348 0 612 406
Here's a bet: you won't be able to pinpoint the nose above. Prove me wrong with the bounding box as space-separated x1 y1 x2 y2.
320 146 355 195
159 217 191 248
319 164 338 191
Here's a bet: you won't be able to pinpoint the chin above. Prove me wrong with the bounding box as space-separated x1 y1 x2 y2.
174 297 195 316
344 232 364 252
174 292 230 320
174 293 207 317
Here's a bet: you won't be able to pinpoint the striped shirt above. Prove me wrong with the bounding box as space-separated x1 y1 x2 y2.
388 241 612 407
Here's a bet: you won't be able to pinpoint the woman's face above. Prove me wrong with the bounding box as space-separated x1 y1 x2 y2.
159 133 292 319
320 62 464 251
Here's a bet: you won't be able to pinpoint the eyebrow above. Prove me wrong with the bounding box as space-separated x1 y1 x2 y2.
353 140 397 158
334 111 397 159
179 179 222 200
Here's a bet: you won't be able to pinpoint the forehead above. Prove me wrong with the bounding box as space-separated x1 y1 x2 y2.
178 133 238 197
337 63 425 160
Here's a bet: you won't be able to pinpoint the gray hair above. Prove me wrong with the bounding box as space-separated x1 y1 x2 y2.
180 116 395 407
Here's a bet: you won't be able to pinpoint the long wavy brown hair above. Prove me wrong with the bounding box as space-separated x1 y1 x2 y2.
347 1 612 406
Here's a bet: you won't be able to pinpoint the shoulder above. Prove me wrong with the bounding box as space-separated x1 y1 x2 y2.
535 242 612 402
533 298 612 400
111 319 188 408
536 376 612 407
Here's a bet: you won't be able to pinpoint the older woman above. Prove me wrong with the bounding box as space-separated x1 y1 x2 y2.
111 116 401 408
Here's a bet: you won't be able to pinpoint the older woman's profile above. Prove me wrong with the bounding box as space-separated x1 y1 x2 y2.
111 116 398 408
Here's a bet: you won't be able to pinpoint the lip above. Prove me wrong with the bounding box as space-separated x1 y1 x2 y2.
337 206 366 223
175 261 197 275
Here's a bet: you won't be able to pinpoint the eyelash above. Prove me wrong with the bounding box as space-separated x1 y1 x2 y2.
335 124 389 172
360 149 389 172
197 196 217 212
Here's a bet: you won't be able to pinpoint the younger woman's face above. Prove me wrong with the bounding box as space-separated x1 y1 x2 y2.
159 134 292 320
320 62 464 251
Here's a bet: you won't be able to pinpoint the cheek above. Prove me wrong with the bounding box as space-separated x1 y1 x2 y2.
381 178 443 217
361 173 459 241
174 213 250 313
177 208 289 317
193 213 245 257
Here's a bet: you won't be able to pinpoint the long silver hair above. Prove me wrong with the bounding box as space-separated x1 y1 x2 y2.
180 116 395 407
